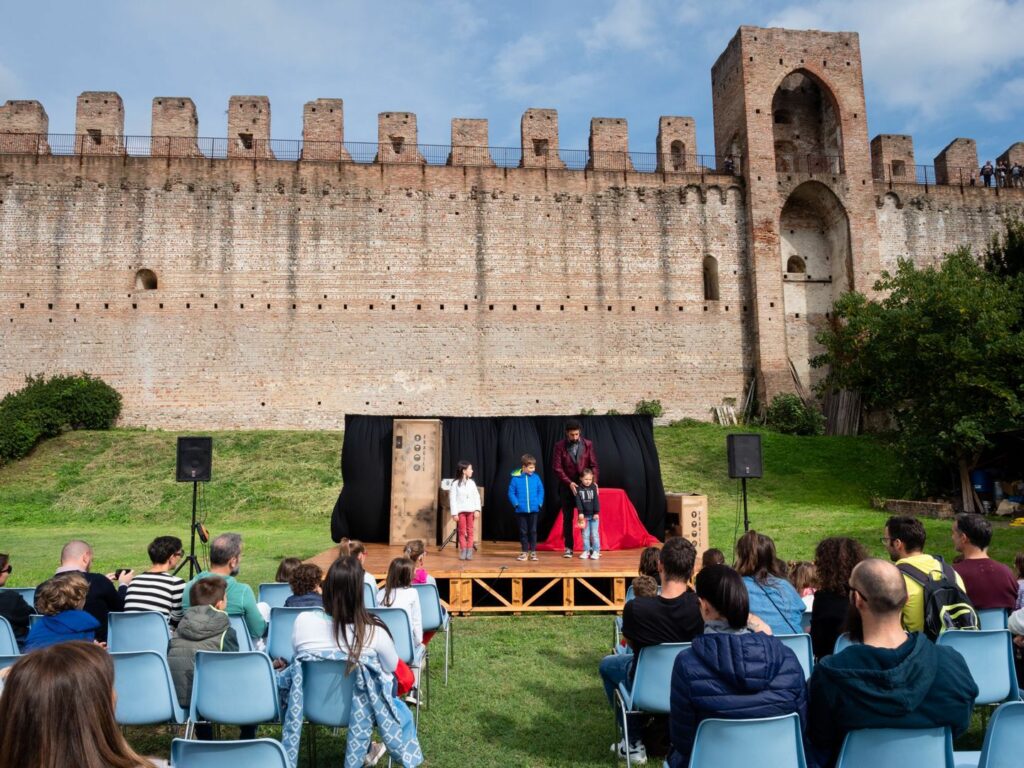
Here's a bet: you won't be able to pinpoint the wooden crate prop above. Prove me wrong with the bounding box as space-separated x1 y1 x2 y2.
439 485 485 549
389 419 442 545
666 493 709 561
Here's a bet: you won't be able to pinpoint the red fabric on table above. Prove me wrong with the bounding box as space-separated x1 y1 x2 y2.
537 488 659 551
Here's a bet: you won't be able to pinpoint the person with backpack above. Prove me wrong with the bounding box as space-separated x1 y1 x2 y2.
883 516 976 638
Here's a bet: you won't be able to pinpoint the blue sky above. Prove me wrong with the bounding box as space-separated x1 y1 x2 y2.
3 0 1024 165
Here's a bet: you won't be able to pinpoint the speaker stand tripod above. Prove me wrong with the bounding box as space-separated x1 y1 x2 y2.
741 477 751 532
174 479 204 580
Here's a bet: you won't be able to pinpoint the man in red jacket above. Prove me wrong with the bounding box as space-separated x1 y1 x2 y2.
551 419 599 558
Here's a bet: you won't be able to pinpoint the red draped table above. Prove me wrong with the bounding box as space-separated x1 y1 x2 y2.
537 487 659 551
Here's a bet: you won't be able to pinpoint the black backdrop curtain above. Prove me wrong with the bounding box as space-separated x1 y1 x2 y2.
331 415 667 544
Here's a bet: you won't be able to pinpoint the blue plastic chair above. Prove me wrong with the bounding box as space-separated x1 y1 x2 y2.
937 629 1021 706
170 738 289 768
614 643 690 768
187 651 280 737
0 616 19 655
370 606 427 720
300 658 357 765
108 611 171 656
363 581 377 608
833 632 855 654
258 582 294 608
957 700 1024 768
801 610 813 633
0 655 18 670
414 582 452 684
28 614 42 630
977 608 1008 631
689 712 807 768
837 727 954 768
0 587 35 608
110 650 185 725
267 606 321 663
228 614 255 652
776 633 814 681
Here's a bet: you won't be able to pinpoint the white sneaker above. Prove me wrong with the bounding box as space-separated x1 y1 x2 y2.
580 552 590 559
363 740 387 766
516 552 528 561
563 550 573 558
611 739 647 764
591 552 601 560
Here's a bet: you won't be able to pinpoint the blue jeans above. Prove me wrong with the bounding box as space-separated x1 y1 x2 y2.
599 653 644 743
516 513 538 552
583 517 600 553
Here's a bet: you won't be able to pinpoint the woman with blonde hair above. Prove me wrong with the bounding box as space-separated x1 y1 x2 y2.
0 641 155 768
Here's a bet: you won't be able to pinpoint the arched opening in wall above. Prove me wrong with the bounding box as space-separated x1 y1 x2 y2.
670 140 686 171
778 180 851 393
135 269 158 290
702 256 720 301
772 70 844 174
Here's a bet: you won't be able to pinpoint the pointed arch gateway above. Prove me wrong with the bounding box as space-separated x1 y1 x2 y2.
779 181 852 391
772 69 844 174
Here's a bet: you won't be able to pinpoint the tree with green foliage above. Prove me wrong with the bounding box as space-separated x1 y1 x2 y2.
813 247 1024 509
984 216 1024 279
765 393 825 436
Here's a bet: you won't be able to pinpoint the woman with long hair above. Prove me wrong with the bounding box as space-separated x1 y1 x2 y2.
667 565 806 768
810 537 867 660
734 530 805 635
0 641 155 768
449 460 482 561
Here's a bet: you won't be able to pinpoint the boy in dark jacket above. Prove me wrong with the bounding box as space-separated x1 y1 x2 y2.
508 454 544 561
168 576 239 709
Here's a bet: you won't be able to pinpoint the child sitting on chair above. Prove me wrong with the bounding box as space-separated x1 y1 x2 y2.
403 540 436 586
284 563 323 608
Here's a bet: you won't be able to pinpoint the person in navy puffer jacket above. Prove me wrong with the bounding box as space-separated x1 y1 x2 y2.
667 564 807 768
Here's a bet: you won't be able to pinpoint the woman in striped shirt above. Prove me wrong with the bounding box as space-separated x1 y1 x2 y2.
123 535 186 625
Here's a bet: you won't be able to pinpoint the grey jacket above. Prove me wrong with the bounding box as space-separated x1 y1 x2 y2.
167 605 239 707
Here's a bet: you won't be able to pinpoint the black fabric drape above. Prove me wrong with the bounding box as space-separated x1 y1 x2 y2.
330 415 666 544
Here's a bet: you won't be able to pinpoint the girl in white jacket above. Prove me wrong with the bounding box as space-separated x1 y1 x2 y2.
449 460 482 560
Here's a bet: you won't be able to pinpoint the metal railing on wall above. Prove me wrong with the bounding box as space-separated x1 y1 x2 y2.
874 161 1023 192
0 132 743 178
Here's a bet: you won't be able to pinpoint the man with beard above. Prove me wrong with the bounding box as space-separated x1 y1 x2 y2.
181 532 266 640
806 559 976 767
552 419 600 558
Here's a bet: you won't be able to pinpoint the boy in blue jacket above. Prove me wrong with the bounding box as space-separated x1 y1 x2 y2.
508 454 544 562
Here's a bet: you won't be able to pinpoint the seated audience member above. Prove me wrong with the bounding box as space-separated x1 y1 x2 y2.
668 564 807 768
181 532 267 640
734 530 805 635
631 574 659 599
951 513 1018 610
275 556 302 584
807 559 978 767
404 539 436 586
285 563 324 608
168 576 249 740
123 535 186 625
789 560 817 611
378 558 424 648
700 548 725 570
639 546 662 584
600 537 704 765
883 515 966 633
24 573 100 651
44 539 132 642
1015 552 1024 611
341 537 379 593
0 641 156 767
0 552 33 646
810 537 867 661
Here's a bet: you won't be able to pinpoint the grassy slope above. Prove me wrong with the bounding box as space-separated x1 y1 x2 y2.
2 424 1019 765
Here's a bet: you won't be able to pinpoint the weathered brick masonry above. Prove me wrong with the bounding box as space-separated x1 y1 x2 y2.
1 25 1023 429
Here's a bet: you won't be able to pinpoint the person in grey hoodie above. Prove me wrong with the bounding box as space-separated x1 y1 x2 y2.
168 576 239 709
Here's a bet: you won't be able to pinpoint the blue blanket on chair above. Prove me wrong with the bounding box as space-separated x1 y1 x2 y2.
277 649 422 768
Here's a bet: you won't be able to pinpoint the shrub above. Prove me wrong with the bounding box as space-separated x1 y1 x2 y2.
765 393 824 436
0 374 121 465
634 399 663 417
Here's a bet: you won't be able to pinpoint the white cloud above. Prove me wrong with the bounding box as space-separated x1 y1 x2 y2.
767 0 1024 123
584 0 660 54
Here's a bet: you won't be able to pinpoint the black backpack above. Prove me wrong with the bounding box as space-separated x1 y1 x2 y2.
897 556 978 640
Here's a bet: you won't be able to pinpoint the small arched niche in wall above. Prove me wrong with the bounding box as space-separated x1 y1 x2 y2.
786 255 806 274
702 256 720 301
135 269 158 290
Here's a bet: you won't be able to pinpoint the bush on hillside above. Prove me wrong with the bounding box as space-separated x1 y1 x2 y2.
634 399 663 417
765 393 824 436
0 374 121 464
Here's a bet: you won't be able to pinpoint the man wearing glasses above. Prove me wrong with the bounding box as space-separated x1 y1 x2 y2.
124 535 186 626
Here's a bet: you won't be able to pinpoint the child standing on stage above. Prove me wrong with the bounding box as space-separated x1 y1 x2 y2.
449 460 482 561
508 454 544 562
576 468 601 559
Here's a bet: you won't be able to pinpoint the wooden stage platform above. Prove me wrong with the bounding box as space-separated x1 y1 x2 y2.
308 542 643 615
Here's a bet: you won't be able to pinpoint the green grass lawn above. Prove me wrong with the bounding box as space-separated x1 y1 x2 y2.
1 423 1021 765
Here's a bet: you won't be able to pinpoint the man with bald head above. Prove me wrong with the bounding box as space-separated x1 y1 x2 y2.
806 558 977 767
43 539 134 643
